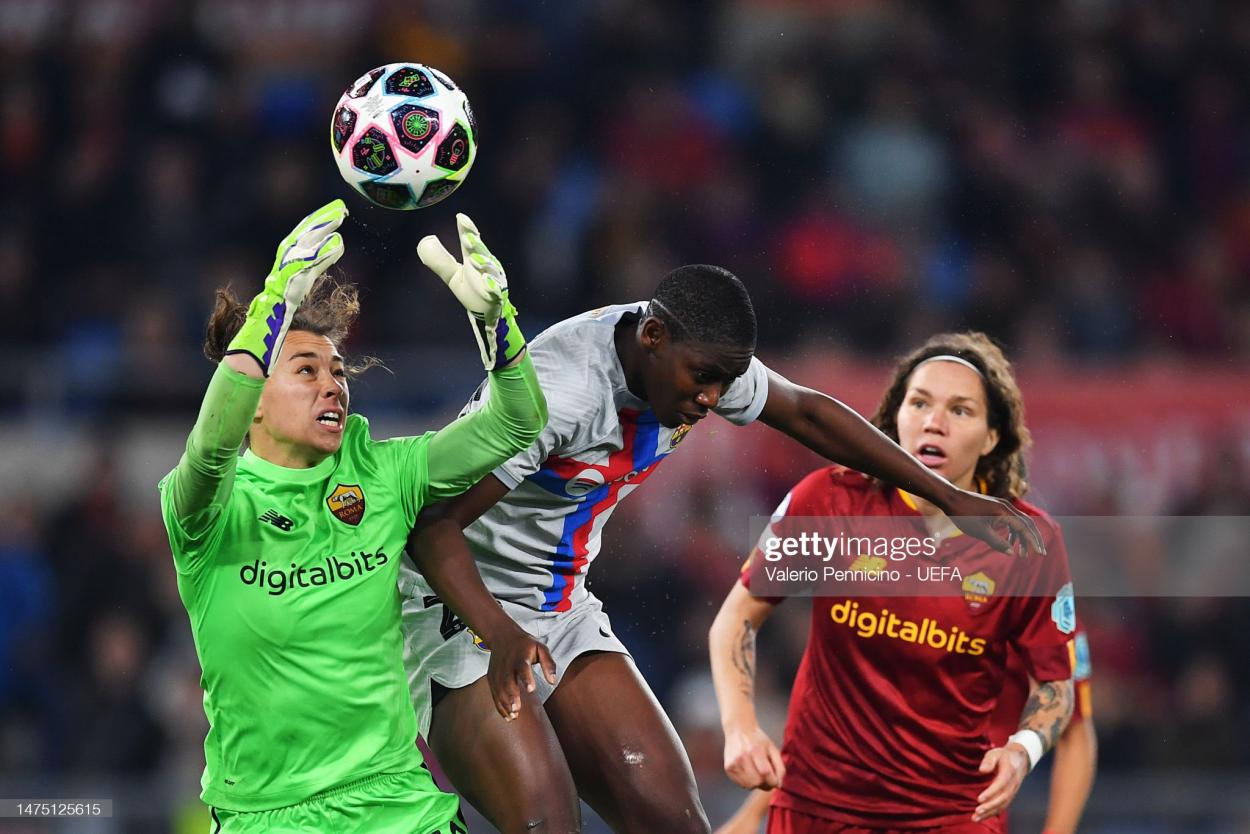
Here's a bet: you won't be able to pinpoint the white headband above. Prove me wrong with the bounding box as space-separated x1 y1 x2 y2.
914 354 984 378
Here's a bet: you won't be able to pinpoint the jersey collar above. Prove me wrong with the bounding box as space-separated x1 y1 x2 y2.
241 447 337 484
894 476 988 544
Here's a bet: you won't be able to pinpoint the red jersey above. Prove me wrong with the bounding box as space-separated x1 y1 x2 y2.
989 620 1092 748
742 467 1075 828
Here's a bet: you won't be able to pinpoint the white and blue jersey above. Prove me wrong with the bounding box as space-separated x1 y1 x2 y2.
402 302 770 614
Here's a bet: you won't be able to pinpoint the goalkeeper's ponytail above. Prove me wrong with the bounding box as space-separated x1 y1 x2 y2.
204 287 248 364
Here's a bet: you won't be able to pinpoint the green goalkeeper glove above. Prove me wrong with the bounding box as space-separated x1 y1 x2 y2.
226 199 348 374
417 213 527 371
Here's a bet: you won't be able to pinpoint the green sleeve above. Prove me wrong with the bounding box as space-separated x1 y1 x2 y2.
424 353 547 502
160 364 263 551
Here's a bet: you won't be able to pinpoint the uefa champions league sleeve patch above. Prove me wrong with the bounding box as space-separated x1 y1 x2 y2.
1050 582 1076 635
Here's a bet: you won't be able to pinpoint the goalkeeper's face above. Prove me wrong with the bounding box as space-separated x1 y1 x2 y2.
254 331 350 466
644 328 752 428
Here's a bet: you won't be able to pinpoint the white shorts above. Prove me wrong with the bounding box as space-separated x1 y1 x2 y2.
399 569 630 736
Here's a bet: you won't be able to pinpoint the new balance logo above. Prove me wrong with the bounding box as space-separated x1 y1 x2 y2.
259 510 294 531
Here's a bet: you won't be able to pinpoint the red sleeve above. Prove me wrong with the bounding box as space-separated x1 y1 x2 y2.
740 468 840 595
1007 516 1077 684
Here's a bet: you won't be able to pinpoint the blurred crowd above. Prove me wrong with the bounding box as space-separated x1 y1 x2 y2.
2 0 1250 830
4 0 1250 412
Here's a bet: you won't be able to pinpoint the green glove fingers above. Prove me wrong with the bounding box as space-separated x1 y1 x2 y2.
417 212 527 372
268 198 349 274
227 200 349 374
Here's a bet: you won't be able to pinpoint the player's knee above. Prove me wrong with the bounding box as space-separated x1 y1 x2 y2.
621 797 709 834
492 787 580 834
507 822 580 834
601 761 709 833
651 808 709 834
670 806 710 834
496 812 581 834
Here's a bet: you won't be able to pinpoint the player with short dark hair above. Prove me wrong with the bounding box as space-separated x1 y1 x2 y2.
709 332 1076 834
402 281 1046 833
159 203 552 833
648 263 759 348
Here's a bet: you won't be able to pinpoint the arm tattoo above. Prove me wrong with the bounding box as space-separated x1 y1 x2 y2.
1018 680 1074 752
731 619 757 698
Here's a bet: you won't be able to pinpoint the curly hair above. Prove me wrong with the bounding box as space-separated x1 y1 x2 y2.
870 332 1031 500
202 275 381 377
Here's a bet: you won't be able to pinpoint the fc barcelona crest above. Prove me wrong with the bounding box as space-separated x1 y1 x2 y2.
469 629 491 653
327 484 366 526
670 424 692 449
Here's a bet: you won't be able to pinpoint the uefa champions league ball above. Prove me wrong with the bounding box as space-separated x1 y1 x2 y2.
331 63 477 210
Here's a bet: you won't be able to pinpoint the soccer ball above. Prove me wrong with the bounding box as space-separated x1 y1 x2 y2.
330 63 477 210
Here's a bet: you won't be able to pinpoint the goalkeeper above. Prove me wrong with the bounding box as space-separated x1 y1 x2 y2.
158 201 552 833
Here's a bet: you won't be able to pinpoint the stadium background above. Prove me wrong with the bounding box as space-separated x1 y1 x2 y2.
1 0 1249 831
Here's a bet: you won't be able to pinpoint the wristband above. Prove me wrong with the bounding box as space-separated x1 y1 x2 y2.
1007 729 1044 770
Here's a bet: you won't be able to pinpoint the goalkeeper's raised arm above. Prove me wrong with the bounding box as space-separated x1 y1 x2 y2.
419 212 547 500
164 198 348 541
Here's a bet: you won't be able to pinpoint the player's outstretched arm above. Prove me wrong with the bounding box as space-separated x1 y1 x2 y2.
714 788 772 834
409 476 556 721
164 200 347 537
709 581 784 791
758 369 1045 556
1043 714 1097 834
420 214 547 501
974 677 1074 823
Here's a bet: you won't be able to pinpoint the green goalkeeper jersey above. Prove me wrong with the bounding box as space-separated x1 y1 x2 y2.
158 358 545 811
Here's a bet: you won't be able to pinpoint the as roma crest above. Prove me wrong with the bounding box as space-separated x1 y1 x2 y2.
962 570 996 609
327 484 366 526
